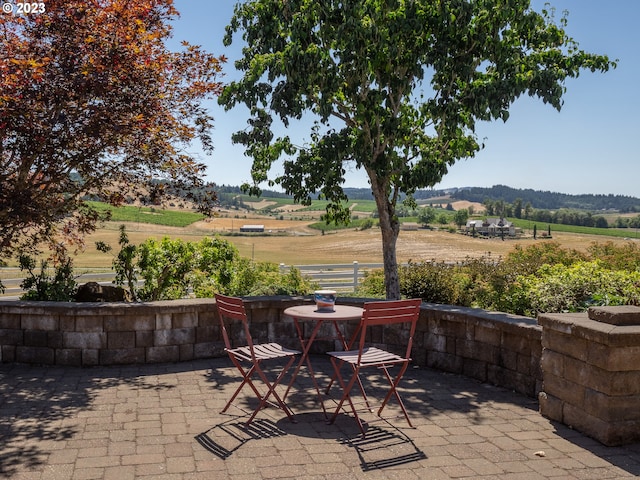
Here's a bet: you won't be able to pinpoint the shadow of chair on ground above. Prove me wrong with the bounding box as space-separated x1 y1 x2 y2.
195 410 427 472
195 418 287 460
338 424 427 472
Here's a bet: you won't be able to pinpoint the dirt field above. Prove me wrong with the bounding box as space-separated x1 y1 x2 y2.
65 215 637 268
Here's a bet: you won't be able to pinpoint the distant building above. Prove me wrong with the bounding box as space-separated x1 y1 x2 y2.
240 224 265 233
465 218 515 237
401 222 420 231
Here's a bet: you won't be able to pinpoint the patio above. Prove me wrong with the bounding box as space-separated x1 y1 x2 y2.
1 356 639 479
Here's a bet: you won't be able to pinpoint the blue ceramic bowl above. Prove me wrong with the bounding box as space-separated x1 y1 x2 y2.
314 290 337 312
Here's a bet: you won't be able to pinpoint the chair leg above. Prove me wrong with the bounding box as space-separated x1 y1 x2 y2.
327 358 367 434
222 355 298 426
325 359 369 409
221 360 262 414
249 357 297 425
377 363 413 427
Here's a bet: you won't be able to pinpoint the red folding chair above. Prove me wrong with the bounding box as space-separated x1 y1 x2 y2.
215 294 300 426
326 299 422 434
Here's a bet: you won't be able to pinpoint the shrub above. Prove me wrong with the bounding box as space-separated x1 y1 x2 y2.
356 269 385 298
513 261 640 316
503 241 586 276
399 261 460 304
19 255 77 301
586 241 640 272
194 258 315 297
359 218 374 230
135 237 196 301
392 241 640 316
105 227 312 300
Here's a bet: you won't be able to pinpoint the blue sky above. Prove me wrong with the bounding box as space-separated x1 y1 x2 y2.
169 0 639 197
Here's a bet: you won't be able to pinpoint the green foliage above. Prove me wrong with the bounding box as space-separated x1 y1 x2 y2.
512 262 640 317
104 227 312 301
503 242 586 276
136 238 197 301
356 269 386 298
221 260 315 297
220 0 614 299
455 185 640 213
87 202 204 227
586 241 640 272
418 207 436 227
399 262 466 306
369 241 640 317
114 226 139 300
19 255 77 301
359 218 375 230
437 213 449 225
453 209 469 227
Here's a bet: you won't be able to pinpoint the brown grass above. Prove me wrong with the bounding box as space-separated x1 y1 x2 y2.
61 216 636 269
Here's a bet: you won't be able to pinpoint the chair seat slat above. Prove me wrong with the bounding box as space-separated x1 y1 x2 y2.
327 346 405 365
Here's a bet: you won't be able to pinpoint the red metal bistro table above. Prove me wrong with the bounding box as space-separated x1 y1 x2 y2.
282 304 364 417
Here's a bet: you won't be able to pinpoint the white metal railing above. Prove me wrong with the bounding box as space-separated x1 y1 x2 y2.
279 261 383 291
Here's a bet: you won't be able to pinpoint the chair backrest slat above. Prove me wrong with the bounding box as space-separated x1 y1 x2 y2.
358 299 422 361
215 294 255 355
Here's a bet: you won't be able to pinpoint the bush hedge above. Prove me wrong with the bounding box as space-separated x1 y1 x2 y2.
358 241 640 317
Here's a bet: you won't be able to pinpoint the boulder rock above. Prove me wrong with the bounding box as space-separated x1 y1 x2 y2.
75 282 130 302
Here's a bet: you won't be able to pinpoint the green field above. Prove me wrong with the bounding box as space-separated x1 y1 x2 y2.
238 194 379 213
87 201 204 227
509 218 636 239
87 198 636 240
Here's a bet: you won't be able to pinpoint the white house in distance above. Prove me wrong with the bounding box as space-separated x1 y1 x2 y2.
465 218 516 237
240 224 265 233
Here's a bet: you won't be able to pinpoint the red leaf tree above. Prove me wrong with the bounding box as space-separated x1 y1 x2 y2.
0 0 225 260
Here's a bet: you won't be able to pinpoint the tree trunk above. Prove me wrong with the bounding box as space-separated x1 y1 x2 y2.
369 174 401 300
378 212 401 300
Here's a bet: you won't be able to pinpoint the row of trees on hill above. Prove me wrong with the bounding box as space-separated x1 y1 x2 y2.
484 198 610 228
455 185 640 212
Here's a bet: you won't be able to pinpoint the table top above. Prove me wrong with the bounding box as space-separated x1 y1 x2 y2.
283 304 363 321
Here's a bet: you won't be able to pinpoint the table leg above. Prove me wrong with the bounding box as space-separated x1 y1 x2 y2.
282 318 328 417
323 321 369 409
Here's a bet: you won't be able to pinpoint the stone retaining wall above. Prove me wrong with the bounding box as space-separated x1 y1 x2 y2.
0 296 541 398
538 306 640 446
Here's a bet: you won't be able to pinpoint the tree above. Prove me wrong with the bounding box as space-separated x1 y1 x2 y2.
453 209 469 228
524 202 533 219
513 198 523 219
219 0 615 299
418 207 436 228
0 0 225 261
484 199 495 217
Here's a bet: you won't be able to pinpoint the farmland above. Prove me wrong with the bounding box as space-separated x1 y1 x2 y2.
3 197 636 272
56 200 637 269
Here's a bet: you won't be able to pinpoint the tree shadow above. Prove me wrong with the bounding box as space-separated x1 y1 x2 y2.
0 363 178 477
277 356 640 477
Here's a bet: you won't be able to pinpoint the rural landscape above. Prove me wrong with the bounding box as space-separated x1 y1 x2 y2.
4 3 640 478
76 185 640 266
2 182 638 325
1 185 634 269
